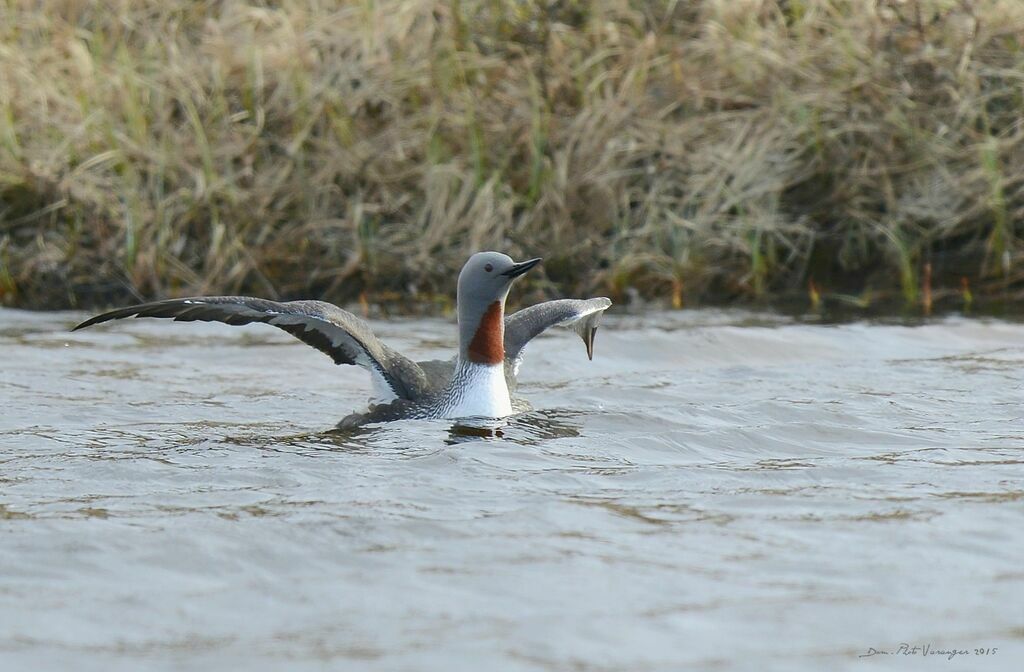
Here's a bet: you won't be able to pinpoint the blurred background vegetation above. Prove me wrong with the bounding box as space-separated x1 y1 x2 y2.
1 0 1022 313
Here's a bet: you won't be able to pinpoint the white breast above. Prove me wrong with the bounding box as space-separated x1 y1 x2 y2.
442 362 512 419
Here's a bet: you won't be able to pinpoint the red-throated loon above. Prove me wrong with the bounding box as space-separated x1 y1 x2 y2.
73 252 612 426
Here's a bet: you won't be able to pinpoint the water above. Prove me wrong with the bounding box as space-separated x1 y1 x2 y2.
1 307 1022 671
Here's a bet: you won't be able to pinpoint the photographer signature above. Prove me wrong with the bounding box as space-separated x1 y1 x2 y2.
859 643 998 661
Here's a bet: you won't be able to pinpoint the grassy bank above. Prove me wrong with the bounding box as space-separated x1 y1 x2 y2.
1 0 1023 312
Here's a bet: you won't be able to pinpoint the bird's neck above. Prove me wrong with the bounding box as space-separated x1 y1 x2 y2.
448 299 511 419
461 300 505 365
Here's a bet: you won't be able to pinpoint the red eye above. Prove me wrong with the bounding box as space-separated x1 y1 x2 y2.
484 263 493 272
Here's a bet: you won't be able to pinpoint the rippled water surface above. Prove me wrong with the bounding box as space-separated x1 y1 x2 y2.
1 307 1023 671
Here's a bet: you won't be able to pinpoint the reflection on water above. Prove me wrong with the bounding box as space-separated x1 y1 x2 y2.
446 421 507 444
445 411 582 446
215 410 583 453
1 307 1023 670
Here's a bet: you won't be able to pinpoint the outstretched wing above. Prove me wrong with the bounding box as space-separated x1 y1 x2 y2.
503 298 612 376
73 297 429 401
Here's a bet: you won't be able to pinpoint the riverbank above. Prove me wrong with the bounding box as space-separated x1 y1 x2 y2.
2 1 1023 311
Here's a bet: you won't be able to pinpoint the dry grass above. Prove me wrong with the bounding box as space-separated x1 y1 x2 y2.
1 0 1023 311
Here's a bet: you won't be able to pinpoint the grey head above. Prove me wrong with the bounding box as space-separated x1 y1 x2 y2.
457 251 541 364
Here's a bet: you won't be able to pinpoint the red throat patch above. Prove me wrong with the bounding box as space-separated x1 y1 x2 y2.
467 301 504 364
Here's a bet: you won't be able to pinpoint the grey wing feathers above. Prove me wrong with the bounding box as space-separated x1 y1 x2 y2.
73 296 429 400
504 297 612 371
414 358 457 395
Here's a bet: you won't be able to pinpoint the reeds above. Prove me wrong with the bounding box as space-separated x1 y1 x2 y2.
1 0 1022 310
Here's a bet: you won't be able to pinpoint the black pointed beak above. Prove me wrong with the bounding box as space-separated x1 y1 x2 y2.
501 257 542 278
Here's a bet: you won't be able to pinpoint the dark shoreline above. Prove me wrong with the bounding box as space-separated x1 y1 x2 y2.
2 3 1023 316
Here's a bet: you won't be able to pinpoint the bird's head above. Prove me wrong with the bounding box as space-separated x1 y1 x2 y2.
457 252 542 364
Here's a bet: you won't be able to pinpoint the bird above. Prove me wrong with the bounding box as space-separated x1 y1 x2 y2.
73 252 612 426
